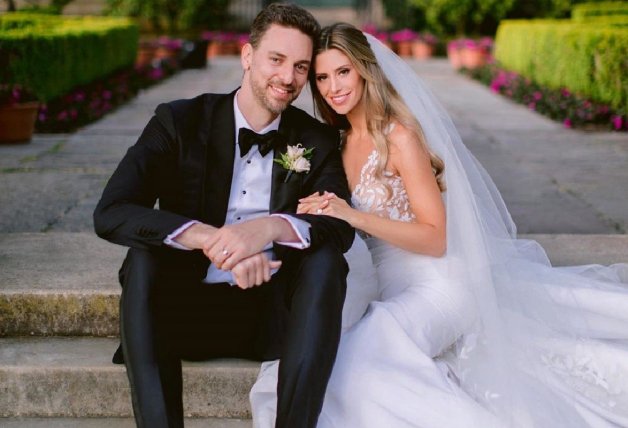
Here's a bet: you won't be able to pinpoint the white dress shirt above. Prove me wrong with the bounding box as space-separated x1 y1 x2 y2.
164 93 311 284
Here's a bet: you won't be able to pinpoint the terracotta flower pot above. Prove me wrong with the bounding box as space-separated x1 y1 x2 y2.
460 48 488 69
136 45 157 67
411 41 434 59
207 41 220 58
0 102 39 143
396 40 413 57
447 45 463 69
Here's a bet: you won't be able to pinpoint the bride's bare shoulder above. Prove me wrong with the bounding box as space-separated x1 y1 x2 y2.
387 122 430 164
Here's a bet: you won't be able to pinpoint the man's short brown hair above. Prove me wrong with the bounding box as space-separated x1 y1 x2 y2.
249 3 320 49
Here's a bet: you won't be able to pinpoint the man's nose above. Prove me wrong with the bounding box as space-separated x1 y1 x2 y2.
278 64 295 85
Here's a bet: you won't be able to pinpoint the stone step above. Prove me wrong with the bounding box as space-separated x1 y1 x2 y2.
1 232 626 337
0 417 251 428
0 337 260 419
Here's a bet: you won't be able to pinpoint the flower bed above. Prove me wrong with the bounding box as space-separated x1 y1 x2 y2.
35 62 177 133
464 63 627 131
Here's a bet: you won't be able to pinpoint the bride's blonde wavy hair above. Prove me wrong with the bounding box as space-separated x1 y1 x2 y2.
311 23 445 192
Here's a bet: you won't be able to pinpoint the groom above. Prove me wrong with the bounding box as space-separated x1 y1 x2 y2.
93 3 353 427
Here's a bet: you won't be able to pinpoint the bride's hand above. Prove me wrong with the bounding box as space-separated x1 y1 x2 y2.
306 192 359 226
297 192 327 214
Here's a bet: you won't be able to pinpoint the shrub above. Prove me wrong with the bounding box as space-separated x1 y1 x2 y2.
0 13 139 102
572 1 628 20
410 0 515 35
494 19 628 112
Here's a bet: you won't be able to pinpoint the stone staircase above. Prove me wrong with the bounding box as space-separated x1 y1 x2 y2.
1 232 627 426
0 233 255 427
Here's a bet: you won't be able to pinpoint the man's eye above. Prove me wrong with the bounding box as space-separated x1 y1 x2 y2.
270 57 280 63
296 64 309 73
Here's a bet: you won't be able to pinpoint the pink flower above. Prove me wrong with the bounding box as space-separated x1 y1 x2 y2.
563 118 572 128
390 29 416 43
533 91 542 101
528 102 536 110
612 115 623 130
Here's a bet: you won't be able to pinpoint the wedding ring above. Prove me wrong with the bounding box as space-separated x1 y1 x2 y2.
316 208 323 214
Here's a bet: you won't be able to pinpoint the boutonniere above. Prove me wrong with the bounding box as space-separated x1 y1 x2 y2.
274 144 314 182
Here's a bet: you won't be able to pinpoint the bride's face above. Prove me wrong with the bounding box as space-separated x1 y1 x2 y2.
314 48 365 116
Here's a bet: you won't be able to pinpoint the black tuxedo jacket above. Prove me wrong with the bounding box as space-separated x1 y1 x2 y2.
94 90 354 281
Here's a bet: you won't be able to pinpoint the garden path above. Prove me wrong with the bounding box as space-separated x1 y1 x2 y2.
0 57 626 234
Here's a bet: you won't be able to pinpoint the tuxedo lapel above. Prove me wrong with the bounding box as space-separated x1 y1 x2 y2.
202 92 236 226
271 108 303 213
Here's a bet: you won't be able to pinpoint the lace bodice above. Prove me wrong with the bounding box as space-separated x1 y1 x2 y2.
351 149 416 223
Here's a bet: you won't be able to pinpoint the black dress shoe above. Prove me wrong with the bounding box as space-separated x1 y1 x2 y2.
112 343 125 364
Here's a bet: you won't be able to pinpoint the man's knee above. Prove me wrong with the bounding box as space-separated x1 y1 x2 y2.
292 244 349 305
119 248 162 288
301 244 348 278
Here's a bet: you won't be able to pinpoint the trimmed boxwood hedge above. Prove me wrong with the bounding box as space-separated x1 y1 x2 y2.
572 2 628 21
0 13 139 102
494 19 628 112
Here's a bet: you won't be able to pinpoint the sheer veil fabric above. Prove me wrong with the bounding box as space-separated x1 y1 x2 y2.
250 34 628 427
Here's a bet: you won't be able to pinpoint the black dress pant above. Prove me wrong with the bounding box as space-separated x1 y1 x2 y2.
119 244 348 428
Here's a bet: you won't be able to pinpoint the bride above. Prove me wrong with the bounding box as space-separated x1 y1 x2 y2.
251 23 628 427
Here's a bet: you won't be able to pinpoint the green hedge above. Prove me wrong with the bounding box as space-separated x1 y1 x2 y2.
0 13 139 102
494 19 628 111
572 2 628 21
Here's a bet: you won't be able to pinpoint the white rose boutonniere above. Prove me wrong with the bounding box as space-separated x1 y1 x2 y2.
275 144 314 182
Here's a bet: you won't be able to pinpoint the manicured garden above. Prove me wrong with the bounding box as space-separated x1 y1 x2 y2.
1 0 627 141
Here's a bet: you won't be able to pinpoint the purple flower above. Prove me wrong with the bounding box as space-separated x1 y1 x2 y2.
612 115 623 130
533 91 542 101
418 33 438 45
102 90 112 100
38 112 47 122
148 68 164 81
74 92 86 102
390 29 416 43
362 23 378 35
528 102 536 110
57 110 69 121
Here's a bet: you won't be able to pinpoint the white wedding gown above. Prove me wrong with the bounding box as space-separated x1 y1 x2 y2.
250 148 628 427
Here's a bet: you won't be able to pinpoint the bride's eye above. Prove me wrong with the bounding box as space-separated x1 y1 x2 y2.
316 75 327 82
339 68 350 76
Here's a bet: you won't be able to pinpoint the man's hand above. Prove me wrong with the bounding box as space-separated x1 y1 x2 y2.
231 253 282 289
204 217 297 270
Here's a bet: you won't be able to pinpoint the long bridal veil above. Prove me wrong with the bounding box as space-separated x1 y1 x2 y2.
364 34 628 426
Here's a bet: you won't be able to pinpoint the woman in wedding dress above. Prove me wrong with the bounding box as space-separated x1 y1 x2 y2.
250 23 628 427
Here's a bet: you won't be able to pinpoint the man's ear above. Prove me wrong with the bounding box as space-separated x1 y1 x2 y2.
241 43 253 71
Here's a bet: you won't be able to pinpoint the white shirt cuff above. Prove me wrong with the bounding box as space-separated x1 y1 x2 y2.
271 214 311 249
163 220 200 250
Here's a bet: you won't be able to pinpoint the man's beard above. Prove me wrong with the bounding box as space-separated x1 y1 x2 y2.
250 75 297 115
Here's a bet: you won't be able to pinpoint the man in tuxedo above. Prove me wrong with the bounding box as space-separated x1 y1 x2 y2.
93 4 353 427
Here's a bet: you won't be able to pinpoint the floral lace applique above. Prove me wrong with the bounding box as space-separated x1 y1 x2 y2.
541 341 627 411
351 149 416 233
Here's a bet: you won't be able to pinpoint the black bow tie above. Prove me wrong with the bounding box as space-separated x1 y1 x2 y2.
238 128 283 157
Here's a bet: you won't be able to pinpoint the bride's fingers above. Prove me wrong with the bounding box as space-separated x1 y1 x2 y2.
298 195 325 203
297 202 318 214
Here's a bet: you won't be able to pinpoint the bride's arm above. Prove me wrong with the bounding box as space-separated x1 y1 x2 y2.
299 128 446 257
